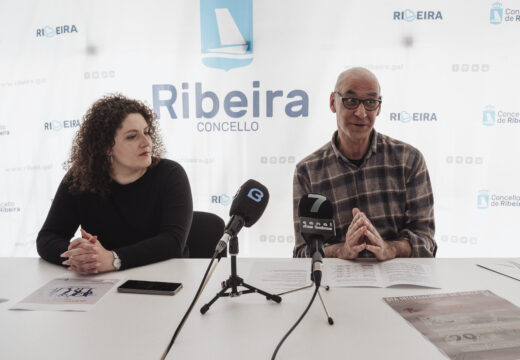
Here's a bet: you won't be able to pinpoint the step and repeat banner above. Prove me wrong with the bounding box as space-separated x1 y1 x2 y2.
1 0 519 258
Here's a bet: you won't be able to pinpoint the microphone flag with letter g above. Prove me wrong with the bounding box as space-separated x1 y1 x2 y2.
230 179 269 227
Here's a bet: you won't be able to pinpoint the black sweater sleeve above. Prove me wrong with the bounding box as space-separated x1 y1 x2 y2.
115 163 193 269
36 178 80 266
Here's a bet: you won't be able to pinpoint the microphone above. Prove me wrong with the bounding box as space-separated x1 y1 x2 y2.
214 179 269 254
298 194 335 286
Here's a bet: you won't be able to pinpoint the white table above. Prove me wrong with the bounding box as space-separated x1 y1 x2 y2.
1 257 519 360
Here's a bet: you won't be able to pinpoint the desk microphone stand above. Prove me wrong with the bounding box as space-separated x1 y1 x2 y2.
276 272 334 325
200 235 282 314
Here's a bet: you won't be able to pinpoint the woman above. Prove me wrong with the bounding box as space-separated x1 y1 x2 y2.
37 94 193 273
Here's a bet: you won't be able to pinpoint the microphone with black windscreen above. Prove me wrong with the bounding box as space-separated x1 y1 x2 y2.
162 179 275 359
200 179 281 315
214 179 269 255
298 194 336 287
271 193 336 359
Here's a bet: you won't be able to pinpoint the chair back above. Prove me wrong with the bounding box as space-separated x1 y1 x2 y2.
186 211 226 258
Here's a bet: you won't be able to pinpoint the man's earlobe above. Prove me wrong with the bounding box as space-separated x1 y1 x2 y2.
330 93 336 113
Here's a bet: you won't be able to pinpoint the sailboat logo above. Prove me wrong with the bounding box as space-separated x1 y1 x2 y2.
200 0 253 71
483 105 495 126
477 190 489 209
490 2 503 24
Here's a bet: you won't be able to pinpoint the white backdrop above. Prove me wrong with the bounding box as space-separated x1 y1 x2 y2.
1 0 519 258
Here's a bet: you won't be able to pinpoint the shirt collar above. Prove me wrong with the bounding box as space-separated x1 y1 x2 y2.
331 129 379 162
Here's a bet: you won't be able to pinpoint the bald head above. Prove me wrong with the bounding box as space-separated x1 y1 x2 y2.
334 67 381 94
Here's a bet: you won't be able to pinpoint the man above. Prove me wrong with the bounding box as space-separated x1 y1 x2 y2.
293 67 436 260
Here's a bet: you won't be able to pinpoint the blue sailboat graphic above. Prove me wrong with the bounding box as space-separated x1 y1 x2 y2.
490 2 503 25
201 0 253 71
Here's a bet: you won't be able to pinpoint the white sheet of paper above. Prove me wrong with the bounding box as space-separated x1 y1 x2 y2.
246 261 311 293
9 276 123 311
326 260 440 288
326 261 381 287
381 261 440 287
477 260 520 281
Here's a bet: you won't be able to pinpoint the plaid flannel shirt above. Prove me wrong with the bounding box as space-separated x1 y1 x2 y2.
293 130 436 258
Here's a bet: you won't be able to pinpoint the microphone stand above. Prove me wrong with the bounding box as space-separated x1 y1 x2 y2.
200 235 282 314
276 268 334 325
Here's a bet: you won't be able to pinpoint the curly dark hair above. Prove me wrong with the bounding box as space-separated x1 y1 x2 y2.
65 94 165 196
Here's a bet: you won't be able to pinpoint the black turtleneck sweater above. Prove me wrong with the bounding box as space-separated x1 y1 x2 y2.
36 159 193 270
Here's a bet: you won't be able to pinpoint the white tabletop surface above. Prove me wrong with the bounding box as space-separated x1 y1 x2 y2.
1 257 519 360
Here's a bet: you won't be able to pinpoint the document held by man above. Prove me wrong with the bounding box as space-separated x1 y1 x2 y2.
384 290 520 360
9 276 122 311
325 259 440 288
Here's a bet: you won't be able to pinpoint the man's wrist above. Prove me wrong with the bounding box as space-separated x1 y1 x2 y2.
324 243 340 258
393 239 412 258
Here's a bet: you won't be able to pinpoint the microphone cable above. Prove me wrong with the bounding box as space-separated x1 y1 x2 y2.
271 284 320 360
161 250 222 360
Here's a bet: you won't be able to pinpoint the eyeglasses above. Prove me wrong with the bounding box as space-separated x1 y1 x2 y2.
335 92 382 111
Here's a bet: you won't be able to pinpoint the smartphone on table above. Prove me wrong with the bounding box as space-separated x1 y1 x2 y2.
117 280 183 296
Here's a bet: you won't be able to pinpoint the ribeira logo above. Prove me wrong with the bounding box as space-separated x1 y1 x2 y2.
44 120 81 131
155 0 310 133
483 105 495 126
152 81 309 132
200 0 253 71
477 190 489 209
490 2 503 24
482 105 520 125
490 2 520 24
390 111 438 123
211 194 231 205
478 190 520 208
393 9 443 21
36 25 78 38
